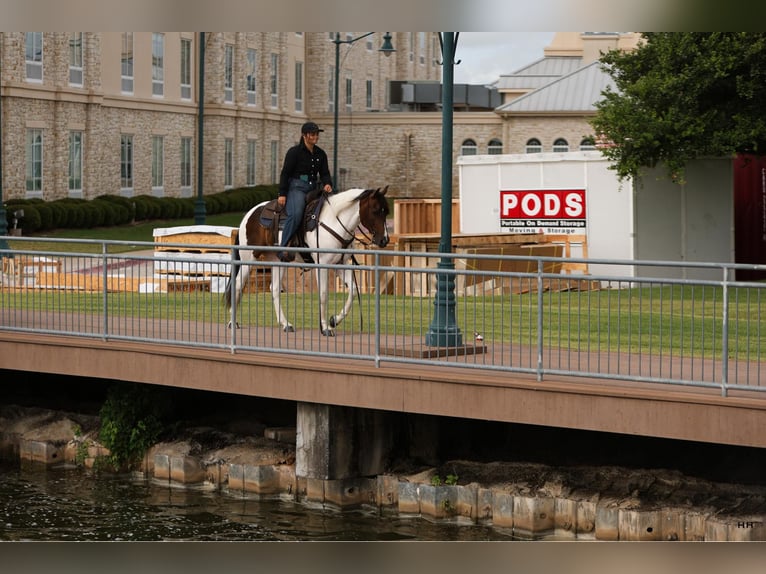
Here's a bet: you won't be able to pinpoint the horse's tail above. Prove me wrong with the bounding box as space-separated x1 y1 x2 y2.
223 243 241 310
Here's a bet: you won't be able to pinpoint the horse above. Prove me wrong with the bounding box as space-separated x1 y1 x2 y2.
223 186 390 336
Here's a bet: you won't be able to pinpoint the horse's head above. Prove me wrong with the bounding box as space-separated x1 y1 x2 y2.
359 186 390 248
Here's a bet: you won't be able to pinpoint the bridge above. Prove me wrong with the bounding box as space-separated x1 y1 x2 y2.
2 238 766 479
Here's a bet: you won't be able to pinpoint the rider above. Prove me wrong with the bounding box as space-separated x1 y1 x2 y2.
276 121 333 262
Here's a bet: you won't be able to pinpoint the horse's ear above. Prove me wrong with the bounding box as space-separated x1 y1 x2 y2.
380 185 388 196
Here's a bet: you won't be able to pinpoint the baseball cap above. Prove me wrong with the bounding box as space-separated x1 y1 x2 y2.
301 121 324 134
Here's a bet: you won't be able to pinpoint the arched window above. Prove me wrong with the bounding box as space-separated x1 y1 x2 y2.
525 138 542 153
579 137 596 151
487 138 503 155
461 139 477 155
553 138 569 152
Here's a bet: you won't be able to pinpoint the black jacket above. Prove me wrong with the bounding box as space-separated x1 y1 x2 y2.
278 139 332 197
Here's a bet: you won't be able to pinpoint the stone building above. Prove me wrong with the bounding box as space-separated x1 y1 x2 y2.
0 32 638 204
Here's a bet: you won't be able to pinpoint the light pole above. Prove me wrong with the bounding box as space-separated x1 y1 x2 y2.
332 32 394 189
194 32 207 225
425 32 463 347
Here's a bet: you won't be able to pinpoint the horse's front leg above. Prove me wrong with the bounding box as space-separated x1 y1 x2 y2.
317 267 335 337
270 265 294 332
328 266 357 330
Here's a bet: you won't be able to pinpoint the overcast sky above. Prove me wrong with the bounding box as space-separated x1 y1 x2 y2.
452 32 556 85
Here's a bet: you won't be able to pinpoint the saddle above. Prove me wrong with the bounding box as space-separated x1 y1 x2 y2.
258 191 323 264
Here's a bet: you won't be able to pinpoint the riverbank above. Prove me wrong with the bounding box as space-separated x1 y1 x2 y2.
1 403 764 542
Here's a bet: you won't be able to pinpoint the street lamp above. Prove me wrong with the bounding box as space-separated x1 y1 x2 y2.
332 32 394 189
425 32 463 347
0 69 8 252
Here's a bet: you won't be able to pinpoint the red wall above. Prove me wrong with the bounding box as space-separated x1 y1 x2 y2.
733 154 766 280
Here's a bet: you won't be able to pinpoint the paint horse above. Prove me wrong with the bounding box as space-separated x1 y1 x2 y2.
224 187 390 336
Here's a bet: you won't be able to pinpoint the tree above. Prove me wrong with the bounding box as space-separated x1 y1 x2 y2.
591 33 766 182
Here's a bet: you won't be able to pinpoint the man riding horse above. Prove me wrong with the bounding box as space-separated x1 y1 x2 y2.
276 121 333 262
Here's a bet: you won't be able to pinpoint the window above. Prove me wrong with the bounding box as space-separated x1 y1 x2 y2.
69 33 83 86
121 33 134 93
181 137 193 193
224 138 233 188
270 53 279 107
25 32 43 82
579 137 596 151
488 138 503 155
525 138 542 153
246 49 257 105
328 65 335 112
152 136 164 192
419 32 426 65
68 131 83 195
180 38 192 100
120 134 133 191
553 138 569 153
460 139 477 156
224 44 234 103
294 61 303 112
345 77 352 111
246 140 257 186
408 32 414 63
365 79 373 110
152 33 164 96
270 140 279 183
26 129 43 195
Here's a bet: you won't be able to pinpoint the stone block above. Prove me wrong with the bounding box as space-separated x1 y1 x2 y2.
661 509 686 541
397 481 420 515
491 491 514 529
170 455 206 485
0 432 20 460
728 519 765 541
704 517 729 541
19 439 63 465
595 501 620 541
684 512 707 541
324 477 376 508
618 509 662 541
575 500 596 539
419 484 458 520
455 484 478 523
228 463 245 492
153 453 171 481
303 477 325 503
243 464 283 495
264 427 297 444
376 475 399 508
513 495 554 539
477 488 494 524
554 498 577 539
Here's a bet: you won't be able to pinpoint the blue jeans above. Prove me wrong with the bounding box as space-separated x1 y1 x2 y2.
280 178 312 248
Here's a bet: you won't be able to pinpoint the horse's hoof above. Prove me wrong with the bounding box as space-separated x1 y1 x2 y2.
329 316 338 328
283 325 295 333
321 329 336 337
226 321 240 329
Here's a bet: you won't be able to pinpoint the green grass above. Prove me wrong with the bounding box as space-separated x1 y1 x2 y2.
4 284 765 360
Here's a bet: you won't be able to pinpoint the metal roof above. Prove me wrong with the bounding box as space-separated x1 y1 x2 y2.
493 57 584 90
495 61 615 114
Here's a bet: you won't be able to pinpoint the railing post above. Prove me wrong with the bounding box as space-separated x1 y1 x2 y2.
374 250 381 367
102 242 109 340
537 258 544 382
228 245 238 354
721 265 729 397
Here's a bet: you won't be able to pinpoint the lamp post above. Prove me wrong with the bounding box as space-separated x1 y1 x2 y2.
332 32 394 189
425 32 463 347
194 32 207 225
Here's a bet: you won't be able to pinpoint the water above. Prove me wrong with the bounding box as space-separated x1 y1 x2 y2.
0 461 513 542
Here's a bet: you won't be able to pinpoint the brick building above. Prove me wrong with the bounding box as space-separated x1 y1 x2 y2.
0 32 638 204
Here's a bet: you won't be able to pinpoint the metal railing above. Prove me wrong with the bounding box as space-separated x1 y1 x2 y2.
2 236 765 397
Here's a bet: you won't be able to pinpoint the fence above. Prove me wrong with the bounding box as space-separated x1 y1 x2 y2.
2 236 765 397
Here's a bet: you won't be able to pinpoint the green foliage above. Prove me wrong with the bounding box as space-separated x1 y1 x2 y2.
592 33 766 182
98 383 172 469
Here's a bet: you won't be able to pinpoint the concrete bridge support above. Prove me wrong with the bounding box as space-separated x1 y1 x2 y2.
295 402 397 480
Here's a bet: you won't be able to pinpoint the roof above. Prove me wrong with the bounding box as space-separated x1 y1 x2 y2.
493 57 584 91
495 61 615 114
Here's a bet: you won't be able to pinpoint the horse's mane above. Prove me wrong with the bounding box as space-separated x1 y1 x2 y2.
330 187 367 209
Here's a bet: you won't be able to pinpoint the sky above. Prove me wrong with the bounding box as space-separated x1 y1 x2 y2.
452 32 556 85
